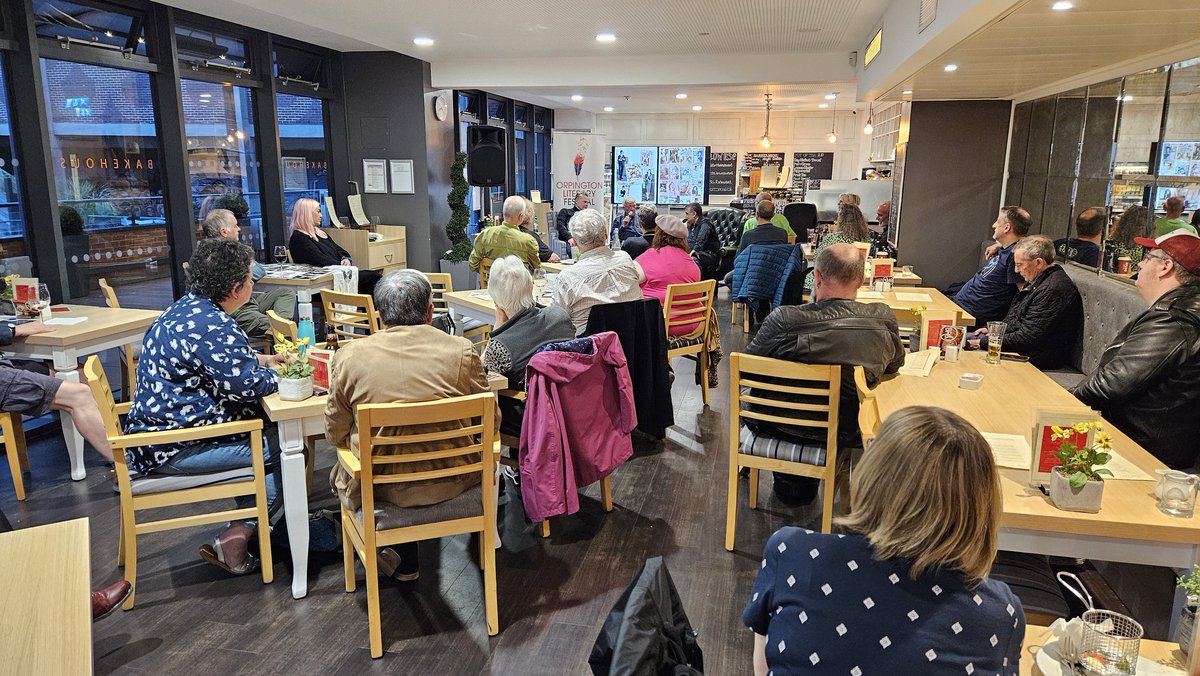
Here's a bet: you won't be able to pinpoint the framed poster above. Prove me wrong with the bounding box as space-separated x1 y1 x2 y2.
612 146 658 205
657 146 709 206
707 152 738 195
791 152 834 186
362 159 387 194
389 159 414 194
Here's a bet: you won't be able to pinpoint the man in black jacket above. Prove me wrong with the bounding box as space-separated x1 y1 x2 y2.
968 235 1082 369
1071 228 1200 469
555 192 589 257
745 243 905 502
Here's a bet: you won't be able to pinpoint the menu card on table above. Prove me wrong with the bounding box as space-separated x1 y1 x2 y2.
1029 408 1100 487
895 292 932 302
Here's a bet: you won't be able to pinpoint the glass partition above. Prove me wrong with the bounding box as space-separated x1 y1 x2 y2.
1157 58 1200 234
0 60 27 268
277 92 329 225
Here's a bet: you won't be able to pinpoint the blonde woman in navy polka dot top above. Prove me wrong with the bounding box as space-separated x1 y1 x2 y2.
744 406 1024 675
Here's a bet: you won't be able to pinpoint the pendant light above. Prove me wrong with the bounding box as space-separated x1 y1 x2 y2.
760 93 773 149
826 100 838 144
863 103 874 136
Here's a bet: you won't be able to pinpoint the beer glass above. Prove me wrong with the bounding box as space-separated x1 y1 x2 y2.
984 321 1007 365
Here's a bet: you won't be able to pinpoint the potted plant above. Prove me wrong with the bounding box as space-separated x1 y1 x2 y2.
1048 422 1113 513
213 193 250 220
440 151 475 291
274 335 315 401
59 204 90 298
1178 565 1200 655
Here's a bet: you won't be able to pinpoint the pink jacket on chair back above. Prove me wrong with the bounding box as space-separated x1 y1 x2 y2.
519 331 637 522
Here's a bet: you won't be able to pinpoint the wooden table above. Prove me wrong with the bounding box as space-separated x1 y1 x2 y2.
6 304 159 479
542 261 571 274
1022 624 1182 675
0 517 92 672
856 286 975 325
873 352 1200 622
256 264 334 325
891 270 923 286
262 372 508 600
443 289 554 337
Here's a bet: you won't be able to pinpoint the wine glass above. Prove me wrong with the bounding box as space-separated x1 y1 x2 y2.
31 283 50 317
532 268 547 297
273 245 288 265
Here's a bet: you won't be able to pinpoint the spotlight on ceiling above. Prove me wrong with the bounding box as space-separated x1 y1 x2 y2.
603 106 614 112
413 37 434 47
944 64 958 72
571 94 583 102
595 33 616 42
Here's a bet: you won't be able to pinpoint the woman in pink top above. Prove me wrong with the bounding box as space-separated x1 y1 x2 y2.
637 215 701 336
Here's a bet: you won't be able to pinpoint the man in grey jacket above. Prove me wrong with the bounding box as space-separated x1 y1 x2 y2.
745 243 904 503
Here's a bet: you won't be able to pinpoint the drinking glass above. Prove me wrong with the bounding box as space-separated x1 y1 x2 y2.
29 283 50 319
273 246 288 264
532 268 547 297
984 321 1007 365
1159 472 1198 517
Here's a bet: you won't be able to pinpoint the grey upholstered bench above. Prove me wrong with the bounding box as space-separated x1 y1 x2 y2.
1042 264 1147 390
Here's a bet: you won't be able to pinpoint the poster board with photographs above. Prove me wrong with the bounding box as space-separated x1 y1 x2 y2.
1158 141 1200 177
657 146 709 206
612 146 658 205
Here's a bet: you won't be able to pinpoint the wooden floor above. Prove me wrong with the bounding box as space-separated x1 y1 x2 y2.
0 294 832 674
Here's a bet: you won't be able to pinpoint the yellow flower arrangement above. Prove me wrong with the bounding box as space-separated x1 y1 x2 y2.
274 336 314 380
0 274 16 301
1050 421 1113 489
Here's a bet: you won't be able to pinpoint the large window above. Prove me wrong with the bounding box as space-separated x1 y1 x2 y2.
277 92 329 224
183 80 263 256
41 58 169 306
0 61 27 266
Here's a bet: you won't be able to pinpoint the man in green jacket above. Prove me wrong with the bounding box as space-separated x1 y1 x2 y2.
1155 196 1198 236
741 191 794 238
470 196 542 273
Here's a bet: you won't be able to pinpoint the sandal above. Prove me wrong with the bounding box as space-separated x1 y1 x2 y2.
199 523 260 576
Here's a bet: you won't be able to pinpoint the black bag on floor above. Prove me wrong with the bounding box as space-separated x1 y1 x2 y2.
588 556 703 676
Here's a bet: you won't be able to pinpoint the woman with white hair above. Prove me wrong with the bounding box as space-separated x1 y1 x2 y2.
482 256 575 436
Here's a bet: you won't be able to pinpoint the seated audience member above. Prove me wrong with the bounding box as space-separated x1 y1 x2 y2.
746 243 904 503
126 238 287 575
482 256 575 438
684 202 722 277
804 202 870 290
745 406 1024 675
876 199 890 226
1193 208 1200 231
326 269 496 580
469 195 541 273
520 197 560 263
201 208 296 339
611 197 641 243
1155 195 1198 236
638 215 701 336
968 235 1083 369
621 205 658 260
952 206 1032 328
287 197 381 294
555 192 590 257
838 192 861 208
741 191 795 237
736 200 789 257
1072 229 1200 469
1055 207 1105 267
1105 205 1148 271
552 208 645 335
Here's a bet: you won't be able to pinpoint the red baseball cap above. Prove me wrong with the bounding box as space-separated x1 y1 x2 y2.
1135 228 1200 275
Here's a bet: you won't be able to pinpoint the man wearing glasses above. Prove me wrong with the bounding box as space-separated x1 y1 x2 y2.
1072 228 1200 469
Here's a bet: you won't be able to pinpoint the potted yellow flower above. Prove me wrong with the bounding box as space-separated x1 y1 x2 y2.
1048 422 1113 513
274 336 315 401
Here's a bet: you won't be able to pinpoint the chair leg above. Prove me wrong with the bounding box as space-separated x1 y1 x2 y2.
482 526 498 636
256 488 274 586
730 301 739 325
493 463 503 549
699 349 711 407
116 509 126 567
748 468 760 509
725 456 739 551
601 476 613 512
820 475 835 534
13 422 29 474
1 415 25 501
743 304 751 333
121 517 137 609
342 508 357 593
365 554 383 658
539 520 550 538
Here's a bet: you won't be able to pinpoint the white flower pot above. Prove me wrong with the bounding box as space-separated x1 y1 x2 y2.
1049 469 1104 513
279 376 314 402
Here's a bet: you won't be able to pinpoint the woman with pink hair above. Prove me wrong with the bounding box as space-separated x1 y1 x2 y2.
287 197 381 293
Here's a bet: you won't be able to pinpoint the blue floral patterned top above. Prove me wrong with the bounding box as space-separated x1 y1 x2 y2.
125 293 279 475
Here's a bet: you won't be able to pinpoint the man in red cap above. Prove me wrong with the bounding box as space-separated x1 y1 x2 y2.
1071 228 1200 469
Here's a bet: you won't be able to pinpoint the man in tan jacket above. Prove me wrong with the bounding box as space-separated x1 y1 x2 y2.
326 269 496 580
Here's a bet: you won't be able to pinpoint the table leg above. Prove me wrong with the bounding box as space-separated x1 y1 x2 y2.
278 419 310 600
52 353 86 481
449 307 463 336
296 289 314 324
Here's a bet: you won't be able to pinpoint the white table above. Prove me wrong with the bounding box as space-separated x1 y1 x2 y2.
256 265 334 325
442 289 497 336
6 304 159 479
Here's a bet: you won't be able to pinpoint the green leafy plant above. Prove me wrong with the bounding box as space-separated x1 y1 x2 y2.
214 193 250 219
443 151 472 263
59 205 85 236
273 336 315 379
1178 565 1200 606
1051 422 1114 489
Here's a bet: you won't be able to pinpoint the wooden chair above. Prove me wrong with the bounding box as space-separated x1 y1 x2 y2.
266 310 298 347
725 353 841 550
664 280 717 407
426 272 490 352
853 366 880 448
82 356 273 609
98 278 139 401
478 257 495 289
320 289 382 343
1 411 30 500
337 393 499 657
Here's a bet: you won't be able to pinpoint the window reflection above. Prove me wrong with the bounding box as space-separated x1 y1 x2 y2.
277 92 329 223
0 60 27 268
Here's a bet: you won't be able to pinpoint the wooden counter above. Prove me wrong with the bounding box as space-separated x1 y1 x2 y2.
326 225 407 273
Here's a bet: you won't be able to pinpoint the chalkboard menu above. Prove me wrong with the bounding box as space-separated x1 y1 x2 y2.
707 152 737 195
744 152 785 170
791 152 834 186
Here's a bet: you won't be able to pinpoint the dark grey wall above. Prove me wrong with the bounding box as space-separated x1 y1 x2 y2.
425 86 456 265
896 100 1013 290
333 52 444 270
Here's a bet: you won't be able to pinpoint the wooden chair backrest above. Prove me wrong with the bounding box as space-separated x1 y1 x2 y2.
426 272 454 313
266 310 298 347
356 393 496 533
663 279 716 341
729 353 841 456
82 356 126 467
479 258 495 289
320 289 381 341
98 278 120 309
853 365 880 447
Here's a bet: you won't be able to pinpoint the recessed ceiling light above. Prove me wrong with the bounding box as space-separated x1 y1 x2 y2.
818 103 829 108
603 106 614 112
571 94 583 101
413 37 434 47
824 93 837 100
692 105 702 111
1118 94 1133 102
944 64 958 72
902 89 913 95
1051 1 1073 9
595 33 616 43
675 93 688 99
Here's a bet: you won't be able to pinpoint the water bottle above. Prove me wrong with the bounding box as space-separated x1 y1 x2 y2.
297 316 317 347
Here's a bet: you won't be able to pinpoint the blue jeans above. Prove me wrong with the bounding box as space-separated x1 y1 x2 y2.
159 430 282 518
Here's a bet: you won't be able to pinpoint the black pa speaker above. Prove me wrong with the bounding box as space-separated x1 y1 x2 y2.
467 125 507 186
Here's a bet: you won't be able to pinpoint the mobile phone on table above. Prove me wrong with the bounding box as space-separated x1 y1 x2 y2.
999 352 1029 362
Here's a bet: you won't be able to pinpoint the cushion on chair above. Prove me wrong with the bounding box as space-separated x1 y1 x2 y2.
738 427 827 466
667 334 705 349
990 551 1070 620
1043 369 1086 390
131 466 255 496
355 484 483 531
